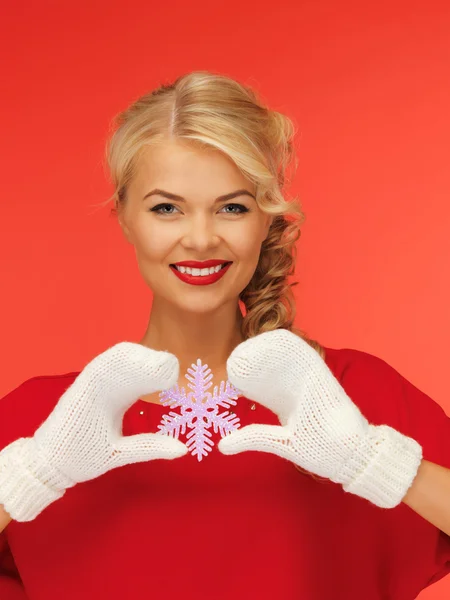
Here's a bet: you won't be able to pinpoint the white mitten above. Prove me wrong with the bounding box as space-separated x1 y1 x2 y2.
219 330 423 509
0 342 188 522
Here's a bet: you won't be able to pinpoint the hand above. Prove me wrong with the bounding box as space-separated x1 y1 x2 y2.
0 342 188 522
218 329 423 508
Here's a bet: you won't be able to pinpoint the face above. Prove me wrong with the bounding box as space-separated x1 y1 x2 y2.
118 139 272 315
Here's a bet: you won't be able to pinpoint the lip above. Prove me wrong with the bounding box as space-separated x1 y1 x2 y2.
172 259 231 268
170 262 232 286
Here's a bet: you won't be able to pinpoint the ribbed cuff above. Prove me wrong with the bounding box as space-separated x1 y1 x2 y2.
338 424 423 509
0 438 69 522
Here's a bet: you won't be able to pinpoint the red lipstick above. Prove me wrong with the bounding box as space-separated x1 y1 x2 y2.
170 260 232 286
173 259 228 268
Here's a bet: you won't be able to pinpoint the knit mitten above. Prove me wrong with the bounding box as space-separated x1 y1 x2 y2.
218 330 423 508
0 342 188 522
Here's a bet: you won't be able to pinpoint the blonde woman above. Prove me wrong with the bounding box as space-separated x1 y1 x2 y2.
1 72 450 600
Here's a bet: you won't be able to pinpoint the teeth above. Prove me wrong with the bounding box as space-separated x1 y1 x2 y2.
174 263 227 276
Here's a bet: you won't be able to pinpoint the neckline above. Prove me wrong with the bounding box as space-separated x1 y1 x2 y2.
135 394 250 408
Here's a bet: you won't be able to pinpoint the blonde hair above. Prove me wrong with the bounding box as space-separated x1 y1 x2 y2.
102 71 329 483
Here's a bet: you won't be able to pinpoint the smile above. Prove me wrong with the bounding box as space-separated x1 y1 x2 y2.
169 262 232 286
173 263 229 276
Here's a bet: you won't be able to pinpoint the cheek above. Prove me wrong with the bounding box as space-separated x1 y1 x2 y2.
133 221 173 260
227 219 263 253
234 240 263 264
228 222 265 261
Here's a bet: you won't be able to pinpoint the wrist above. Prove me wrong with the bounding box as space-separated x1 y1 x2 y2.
0 437 73 522
335 424 423 508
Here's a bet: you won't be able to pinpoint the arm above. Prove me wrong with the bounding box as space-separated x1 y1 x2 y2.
402 459 450 537
0 506 12 534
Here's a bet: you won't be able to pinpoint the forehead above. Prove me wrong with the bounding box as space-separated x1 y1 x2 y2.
130 140 254 195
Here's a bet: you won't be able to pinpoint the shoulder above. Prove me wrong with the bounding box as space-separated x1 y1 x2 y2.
0 372 80 451
322 345 450 467
323 345 414 406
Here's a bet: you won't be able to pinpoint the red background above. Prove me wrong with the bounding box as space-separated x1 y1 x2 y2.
1 2 449 597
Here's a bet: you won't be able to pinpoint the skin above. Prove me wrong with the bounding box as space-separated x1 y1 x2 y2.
117 139 273 401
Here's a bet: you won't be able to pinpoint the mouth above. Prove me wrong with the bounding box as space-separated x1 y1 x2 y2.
170 261 232 277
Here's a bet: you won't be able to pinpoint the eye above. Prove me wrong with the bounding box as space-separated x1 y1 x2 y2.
219 203 249 215
149 203 179 216
149 202 250 216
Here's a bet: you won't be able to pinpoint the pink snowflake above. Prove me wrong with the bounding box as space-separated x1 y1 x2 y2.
156 359 241 461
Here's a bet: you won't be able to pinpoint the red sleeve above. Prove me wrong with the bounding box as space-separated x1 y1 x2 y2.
0 534 27 599
0 372 83 598
335 347 450 577
336 348 450 468
0 377 48 600
0 373 78 452
0 377 53 451
0 373 79 597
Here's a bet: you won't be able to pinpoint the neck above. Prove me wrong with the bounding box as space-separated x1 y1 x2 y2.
139 296 245 376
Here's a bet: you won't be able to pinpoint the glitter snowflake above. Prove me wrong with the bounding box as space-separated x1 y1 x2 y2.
156 359 242 461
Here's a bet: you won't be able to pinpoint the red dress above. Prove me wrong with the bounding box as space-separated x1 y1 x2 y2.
1 346 450 599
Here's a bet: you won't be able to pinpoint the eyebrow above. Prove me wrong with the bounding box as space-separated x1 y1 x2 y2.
142 188 256 203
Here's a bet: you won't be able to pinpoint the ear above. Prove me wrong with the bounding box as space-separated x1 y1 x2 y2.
116 208 134 244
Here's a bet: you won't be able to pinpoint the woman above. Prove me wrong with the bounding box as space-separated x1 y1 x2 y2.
1 71 449 599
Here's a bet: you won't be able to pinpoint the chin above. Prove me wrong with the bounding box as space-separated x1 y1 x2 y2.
176 300 228 315
172 292 239 315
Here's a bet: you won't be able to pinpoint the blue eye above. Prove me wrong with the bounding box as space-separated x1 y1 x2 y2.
219 203 249 214
149 203 249 216
150 203 178 215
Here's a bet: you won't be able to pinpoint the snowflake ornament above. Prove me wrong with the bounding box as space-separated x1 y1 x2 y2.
156 359 242 461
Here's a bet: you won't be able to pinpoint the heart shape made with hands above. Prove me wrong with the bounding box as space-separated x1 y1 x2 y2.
218 329 423 509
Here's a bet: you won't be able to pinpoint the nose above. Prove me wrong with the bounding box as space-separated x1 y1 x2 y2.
180 213 221 253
